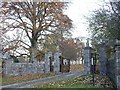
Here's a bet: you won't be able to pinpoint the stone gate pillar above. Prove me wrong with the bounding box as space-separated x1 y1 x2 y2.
83 46 92 75
54 51 62 74
44 51 52 73
99 43 107 75
115 40 120 89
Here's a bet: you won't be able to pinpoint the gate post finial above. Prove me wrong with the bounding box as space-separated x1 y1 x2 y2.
86 38 90 47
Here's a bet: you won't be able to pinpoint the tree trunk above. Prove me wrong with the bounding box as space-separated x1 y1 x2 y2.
30 38 38 62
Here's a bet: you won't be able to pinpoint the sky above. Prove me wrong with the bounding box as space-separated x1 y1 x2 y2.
64 0 105 39
3 0 106 42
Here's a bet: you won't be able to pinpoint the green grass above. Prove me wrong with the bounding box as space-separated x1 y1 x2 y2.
36 74 114 88
61 83 99 88
37 75 102 88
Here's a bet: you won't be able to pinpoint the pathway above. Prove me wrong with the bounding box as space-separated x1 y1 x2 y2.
2 71 85 89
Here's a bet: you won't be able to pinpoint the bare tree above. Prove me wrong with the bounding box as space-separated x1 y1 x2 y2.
0 1 72 62
60 38 84 60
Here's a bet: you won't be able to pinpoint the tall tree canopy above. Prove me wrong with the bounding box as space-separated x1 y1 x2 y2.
0 1 72 61
60 38 84 60
87 1 120 48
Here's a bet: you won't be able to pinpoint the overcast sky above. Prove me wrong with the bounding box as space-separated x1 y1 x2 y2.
5 0 106 41
64 0 105 38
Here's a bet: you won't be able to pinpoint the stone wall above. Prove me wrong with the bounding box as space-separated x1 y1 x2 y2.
115 46 120 89
107 57 116 85
107 46 120 89
3 62 45 76
2 51 62 76
100 40 120 89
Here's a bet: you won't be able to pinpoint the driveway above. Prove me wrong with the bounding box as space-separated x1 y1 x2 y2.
2 71 85 89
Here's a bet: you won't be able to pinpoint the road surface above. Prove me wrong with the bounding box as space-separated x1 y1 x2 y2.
2 71 85 89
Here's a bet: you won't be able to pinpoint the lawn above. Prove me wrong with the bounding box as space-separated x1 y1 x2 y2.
2 73 55 85
62 83 99 88
37 74 114 88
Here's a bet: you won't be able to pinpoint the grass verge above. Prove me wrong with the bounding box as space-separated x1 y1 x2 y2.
2 73 55 85
36 74 114 88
